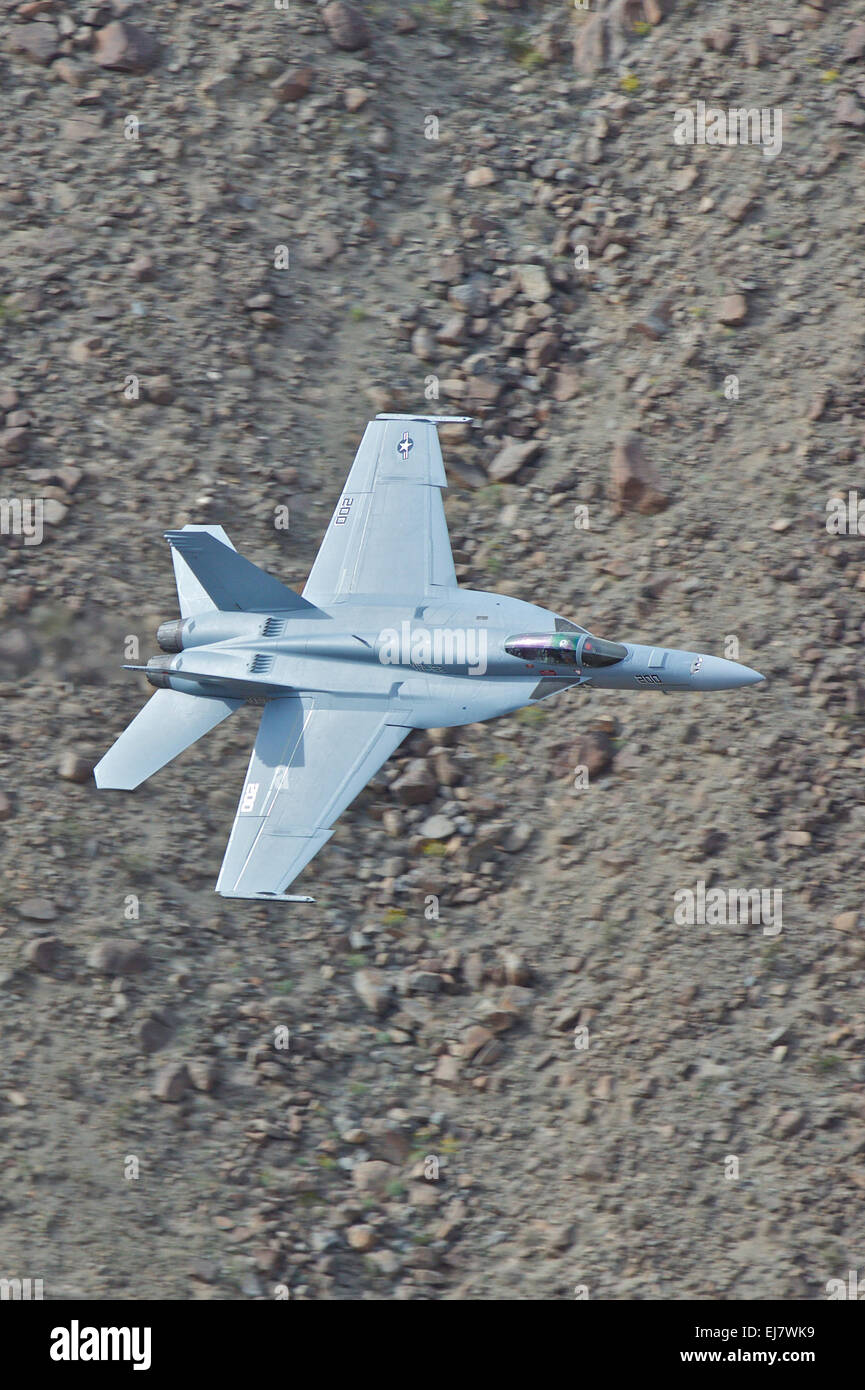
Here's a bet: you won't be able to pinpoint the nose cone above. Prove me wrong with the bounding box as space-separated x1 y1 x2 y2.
691 655 765 690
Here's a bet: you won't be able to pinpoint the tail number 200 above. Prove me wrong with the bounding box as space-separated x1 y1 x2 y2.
635 673 663 685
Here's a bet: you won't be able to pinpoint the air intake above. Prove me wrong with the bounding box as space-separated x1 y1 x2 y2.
248 653 275 674
261 617 285 637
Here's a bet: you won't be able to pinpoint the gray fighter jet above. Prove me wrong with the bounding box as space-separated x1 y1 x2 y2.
95 414 764 901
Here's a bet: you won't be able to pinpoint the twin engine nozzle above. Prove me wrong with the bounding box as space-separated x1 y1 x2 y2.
156 619 185 653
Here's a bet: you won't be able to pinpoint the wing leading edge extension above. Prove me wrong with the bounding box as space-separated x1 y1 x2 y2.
216 696 409 899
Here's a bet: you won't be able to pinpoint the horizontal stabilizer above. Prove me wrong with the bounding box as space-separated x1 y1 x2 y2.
165 530 325 616
94 688 243 790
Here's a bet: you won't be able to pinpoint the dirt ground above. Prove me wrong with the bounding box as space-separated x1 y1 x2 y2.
1 0 864 1299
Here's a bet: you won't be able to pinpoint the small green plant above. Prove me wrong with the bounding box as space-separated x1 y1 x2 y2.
621 73 640 93
422 840 448 857
515 704 548 725
814 1054 841 1074
503 25 546 72
349 306 368 322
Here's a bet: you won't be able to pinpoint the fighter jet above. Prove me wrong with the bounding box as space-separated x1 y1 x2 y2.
95 414 764 901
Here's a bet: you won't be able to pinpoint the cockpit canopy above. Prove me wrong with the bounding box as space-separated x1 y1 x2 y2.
504 633 579 666
580 636 628 667
505 632 628 669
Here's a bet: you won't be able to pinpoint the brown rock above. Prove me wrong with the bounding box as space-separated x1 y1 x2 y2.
705 25 737 53
610 433 669 514
1 427 31 456
436 314 466 346
69 337 100 364
836 94 865 128
775 1108 806 1139
488 438 541 482
353 1159 393 1193
433 1054 461 1088
843 23 865 62
130 254 155 281
631 297 673 339
17 897 57 922
464 375 502 410
347 1224 376 1251
10 23 59 66
270 68 314 103
353 967 393 1016
94 21 161 74
501 950 532 985
723 193 754 223
24 937 58 971
576 731 615 778
58 752 93 784
465 166 496 188
717 292 748 326
462 1025 495 1061
393 758 437 806
188 1059 218 1093
322 2 371 51
526 330 559 370
152 1063 190 1103
138 1014 173 1054
554 368 582 401
88 938 147 975
61 116 105 143
146 375 175 406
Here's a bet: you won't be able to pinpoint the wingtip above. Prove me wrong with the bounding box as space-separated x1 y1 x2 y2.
216 890 316 903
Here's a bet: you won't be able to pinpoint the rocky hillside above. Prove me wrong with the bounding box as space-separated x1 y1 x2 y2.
1 0 864 1299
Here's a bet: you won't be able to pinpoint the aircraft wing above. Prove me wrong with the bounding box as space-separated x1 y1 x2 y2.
216 695 409 899
302 415 471 605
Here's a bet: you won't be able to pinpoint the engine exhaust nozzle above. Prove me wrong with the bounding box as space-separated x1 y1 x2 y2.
156 620 185 653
